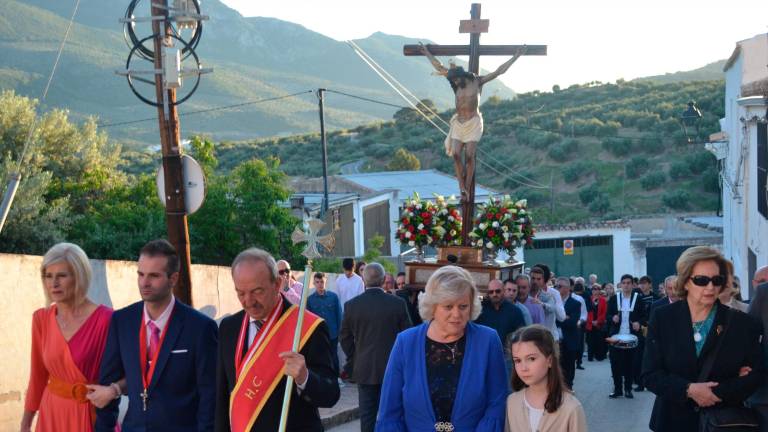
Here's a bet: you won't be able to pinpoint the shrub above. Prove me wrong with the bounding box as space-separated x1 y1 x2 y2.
563 160 592 183
579 183 600 205
625 156 650 179
669 161 691 180
548 139 579 161
685 151 716 175
589 193 610 214
640 134 665 153
602 137 632 157
662 190 691 209
640 172 666 190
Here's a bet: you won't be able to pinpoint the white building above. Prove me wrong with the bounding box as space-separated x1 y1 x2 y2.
715 33 768 299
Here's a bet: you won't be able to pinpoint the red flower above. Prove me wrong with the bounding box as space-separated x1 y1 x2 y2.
419 229 428 235
487 229 496 238
408 225 415 232
496 213 502 220
421 212 430 218
486 212 493 219
402 218 409 224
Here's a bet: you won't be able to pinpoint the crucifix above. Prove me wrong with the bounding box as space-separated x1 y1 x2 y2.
404 3 546 246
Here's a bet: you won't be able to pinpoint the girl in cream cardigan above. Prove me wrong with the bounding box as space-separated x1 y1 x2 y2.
506 325 587 432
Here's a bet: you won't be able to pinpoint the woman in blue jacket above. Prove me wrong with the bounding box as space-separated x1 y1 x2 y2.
376 265 508 432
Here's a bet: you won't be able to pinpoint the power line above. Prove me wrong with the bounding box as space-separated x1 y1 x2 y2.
98 90 315 128
325 89 407 110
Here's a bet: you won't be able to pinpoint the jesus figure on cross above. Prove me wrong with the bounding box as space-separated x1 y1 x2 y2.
419 42 526 200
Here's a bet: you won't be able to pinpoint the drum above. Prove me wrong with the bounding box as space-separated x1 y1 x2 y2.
612 334 638 349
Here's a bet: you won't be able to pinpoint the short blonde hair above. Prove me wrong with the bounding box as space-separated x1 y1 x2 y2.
40 243 92 304
418 265 482 321
674 246 732 298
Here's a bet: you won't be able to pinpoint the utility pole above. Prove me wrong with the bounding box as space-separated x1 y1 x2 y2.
317 88 329 216
150 0 192 304
550 171 555 215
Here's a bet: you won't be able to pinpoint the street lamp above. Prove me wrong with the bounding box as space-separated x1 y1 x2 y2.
680 100 702 143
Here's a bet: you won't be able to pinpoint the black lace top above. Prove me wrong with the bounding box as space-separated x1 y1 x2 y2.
425 334 467 422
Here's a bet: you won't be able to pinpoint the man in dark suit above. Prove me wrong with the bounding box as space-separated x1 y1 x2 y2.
555 277 582 389
606 273 645 399
649 275 679 319
215 248 339 432
340 262 412 432
95 239 218 432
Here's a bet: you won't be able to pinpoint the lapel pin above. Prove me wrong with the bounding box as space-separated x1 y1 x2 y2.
715 325 723 336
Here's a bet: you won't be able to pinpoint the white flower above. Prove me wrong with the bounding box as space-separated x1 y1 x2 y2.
427 237 433 243
415 203 422 210
501 226 509 232
521 239 527 245
476 240 483 247
417 223 424 229
405 232 412 239
408 240 415 246
492 221 499 228
448 216 455 222
503 232 510 239
478 223 487 230
510 209 518 215
450 230 456 236
486 241 494 249
504 213 511 220
519 218 526 224
516 199 528 207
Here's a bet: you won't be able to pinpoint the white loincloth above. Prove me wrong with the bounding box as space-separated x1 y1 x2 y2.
444 113 484 156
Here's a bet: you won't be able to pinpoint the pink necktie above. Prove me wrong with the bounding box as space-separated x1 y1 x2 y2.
148 321 161 361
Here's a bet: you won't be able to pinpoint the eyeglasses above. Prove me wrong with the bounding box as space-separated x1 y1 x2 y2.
278 269 291 275
487 289 502 294
689 275 726 287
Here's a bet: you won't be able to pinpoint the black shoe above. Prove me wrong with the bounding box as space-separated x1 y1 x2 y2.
625 390 634 399
609 391 623 398
576 365 585 370
634 385 645 392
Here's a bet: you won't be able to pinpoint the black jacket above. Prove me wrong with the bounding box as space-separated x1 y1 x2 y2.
642 300 764 432
214 299 340 432
606 291 645 337
340 287 412 385
557 295 582 352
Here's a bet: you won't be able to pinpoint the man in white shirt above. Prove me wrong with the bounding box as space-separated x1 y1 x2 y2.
335 258 365 311
530 264 566 340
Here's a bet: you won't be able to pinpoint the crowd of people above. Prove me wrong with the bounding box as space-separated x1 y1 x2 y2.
19 240 768 432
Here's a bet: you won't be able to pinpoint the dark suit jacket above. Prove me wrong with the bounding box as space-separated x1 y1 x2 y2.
748 282 768 404
95 299 218 432
557 295 582 352
340 287 412 385
649 297 674 320
606 291 645 336
396 288 423 326
215 300 340 432
642 300 764 432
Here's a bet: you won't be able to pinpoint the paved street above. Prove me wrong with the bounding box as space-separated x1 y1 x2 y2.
328 355 654 431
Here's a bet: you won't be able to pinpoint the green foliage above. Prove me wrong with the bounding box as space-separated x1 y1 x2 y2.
548 139 579 162
685 151 716 175
363 235 397 274
702 170 720 193
662 190 691 209
563 160 592 183
579 183 600 205
641 172 666 190
669 161 692 179
625 156 650 179
602 137 633 157
588 193 611 214
312 257 343 273
387 148 421 171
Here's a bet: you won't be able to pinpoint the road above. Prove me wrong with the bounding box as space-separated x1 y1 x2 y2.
340 159 365 174
328 356 654 431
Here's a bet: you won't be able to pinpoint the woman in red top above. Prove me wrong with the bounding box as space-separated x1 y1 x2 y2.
20 243 113 432
585 284 608 361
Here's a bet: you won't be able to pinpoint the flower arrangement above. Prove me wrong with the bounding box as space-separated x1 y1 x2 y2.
470 196 535 254
432 194 462 247
396 193 440 248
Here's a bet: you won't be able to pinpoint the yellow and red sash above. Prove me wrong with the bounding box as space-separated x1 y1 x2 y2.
229 300 323 432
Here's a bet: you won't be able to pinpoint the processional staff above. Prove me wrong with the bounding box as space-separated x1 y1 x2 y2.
278 218 336 432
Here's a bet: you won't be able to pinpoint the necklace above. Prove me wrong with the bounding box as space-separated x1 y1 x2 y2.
440 340 460 364
692 320 706 342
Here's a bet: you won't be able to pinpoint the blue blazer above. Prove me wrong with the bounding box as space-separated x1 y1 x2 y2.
95 299 218 432
376 322 508 432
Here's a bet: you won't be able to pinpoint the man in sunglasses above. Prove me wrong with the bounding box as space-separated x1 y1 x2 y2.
475 279 526 379
277 260 303 305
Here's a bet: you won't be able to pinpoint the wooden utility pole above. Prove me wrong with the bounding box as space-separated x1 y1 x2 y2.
317 88 330 216
404 3 546 245
151 0 193 305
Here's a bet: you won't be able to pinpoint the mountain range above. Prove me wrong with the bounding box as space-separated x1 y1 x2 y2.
1 0 519 148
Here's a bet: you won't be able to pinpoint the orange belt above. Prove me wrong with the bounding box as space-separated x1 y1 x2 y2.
47 376 89 403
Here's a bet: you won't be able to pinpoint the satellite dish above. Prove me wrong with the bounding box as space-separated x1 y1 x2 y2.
156 154 206 214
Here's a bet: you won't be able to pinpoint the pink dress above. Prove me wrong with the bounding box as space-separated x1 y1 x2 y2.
25 304 113 431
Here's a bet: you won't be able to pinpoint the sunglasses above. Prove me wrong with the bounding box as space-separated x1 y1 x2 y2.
690 275 726 287
487 289 502 294
278 269 291 275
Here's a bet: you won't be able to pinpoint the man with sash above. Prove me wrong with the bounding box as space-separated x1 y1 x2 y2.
215 248 340 432
95 239 219 431
606 273 643 399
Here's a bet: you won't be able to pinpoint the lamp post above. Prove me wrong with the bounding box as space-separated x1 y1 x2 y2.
680 100 703 143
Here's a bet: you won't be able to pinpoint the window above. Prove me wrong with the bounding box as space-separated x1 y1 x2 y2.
758 123 767 219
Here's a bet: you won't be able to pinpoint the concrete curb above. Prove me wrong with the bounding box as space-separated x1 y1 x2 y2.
322 406 360 429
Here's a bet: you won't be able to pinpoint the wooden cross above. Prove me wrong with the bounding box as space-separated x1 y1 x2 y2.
290 218 335 260
403 3 546 246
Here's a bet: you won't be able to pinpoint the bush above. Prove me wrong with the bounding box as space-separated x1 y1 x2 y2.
563 160 592 183
640 172 666 190
602 137 632 157
662 190 691 209
669 161 691 180
702 170 720 193
640 134 665 153
579 183 600 205
685 151 716 175
548 139 579 161
625 156 650 179
589 193 610 214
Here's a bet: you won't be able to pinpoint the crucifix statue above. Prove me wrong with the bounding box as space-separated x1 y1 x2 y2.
404 3 546 245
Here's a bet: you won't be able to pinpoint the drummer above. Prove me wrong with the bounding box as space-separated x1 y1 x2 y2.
605 274 644 399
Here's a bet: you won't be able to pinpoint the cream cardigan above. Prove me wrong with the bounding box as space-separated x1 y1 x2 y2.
505 390 587 432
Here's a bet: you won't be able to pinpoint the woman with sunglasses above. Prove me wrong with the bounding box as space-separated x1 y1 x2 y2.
642 246 764 432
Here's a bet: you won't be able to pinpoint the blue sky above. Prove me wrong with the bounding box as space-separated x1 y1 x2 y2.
220 0 767 92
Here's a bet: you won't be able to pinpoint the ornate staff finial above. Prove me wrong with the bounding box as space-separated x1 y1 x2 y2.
291 218 335 259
